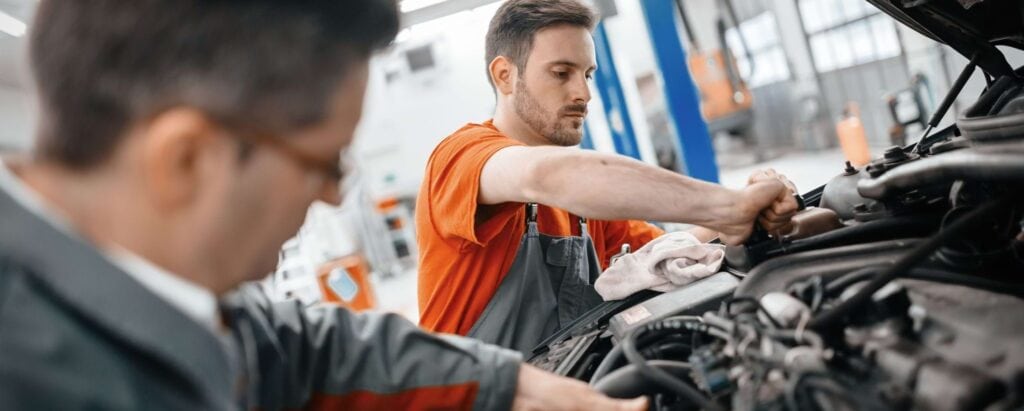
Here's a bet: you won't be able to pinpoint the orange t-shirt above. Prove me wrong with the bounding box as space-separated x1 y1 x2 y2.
415 121 665 335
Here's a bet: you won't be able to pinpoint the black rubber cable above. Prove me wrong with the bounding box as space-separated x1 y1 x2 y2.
828 267 1024 299
909 268 1024 298
593 360 693 398
642 342 691 358
591 322 704 386
823 266 885 296
757 214 937 261
622 327 724 411
810 198 1012 330
589 344 624 386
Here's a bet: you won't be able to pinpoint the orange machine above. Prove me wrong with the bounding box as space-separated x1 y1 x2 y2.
689 50 754 123
677 0 756 131
316 255 377 311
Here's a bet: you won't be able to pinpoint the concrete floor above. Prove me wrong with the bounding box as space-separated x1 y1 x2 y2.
372 148 851 322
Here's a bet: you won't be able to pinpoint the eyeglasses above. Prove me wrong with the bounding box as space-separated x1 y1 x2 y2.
229 129 352 192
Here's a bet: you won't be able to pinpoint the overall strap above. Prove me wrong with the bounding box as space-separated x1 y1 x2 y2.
526 203 539 223
576 215 590 238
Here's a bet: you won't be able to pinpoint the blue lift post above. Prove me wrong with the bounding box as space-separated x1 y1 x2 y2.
580 121 595 150
640 0 721 183
591 22 641 160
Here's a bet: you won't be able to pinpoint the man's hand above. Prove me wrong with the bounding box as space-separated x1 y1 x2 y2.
715 170 800 245
746 169 799 234
512 364 647 411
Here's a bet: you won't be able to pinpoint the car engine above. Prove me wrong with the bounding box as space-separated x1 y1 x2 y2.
528 2 1024 409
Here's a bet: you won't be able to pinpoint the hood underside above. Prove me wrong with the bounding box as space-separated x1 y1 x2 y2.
865 0 1024 76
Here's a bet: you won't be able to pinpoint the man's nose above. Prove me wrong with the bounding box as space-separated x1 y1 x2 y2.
571 74 591 104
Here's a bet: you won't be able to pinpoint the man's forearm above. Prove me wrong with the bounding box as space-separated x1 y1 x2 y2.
526 149 740 227
687 226 720 243
481 145 789 244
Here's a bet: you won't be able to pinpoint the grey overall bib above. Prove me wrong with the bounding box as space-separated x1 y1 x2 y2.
466 203 606 355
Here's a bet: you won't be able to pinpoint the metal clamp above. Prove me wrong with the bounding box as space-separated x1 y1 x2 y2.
610 243 631 265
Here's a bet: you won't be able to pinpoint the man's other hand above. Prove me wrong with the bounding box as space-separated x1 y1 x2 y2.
512 365 648 411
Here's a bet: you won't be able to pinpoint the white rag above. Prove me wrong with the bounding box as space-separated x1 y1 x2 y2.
594 231 726 301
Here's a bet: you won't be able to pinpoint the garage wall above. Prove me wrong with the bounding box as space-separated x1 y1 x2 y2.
0 84 33 152
354 4 503 200
817 56 910 148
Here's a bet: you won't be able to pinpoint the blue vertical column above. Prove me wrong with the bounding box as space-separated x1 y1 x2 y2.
580 121 595 150
640 0 720 183
591 22 641 160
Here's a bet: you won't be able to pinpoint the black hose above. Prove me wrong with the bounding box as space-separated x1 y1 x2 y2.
908 268 1024 298
822 263 1024 301
810 198 1012 330
590 344 624 386
593 360 693 398
823 266 884 296
622 326 724 411
642 342 691 359
591 328 697 386
763 214 936 259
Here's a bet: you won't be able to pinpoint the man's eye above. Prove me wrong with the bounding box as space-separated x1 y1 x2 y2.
554 71 569 79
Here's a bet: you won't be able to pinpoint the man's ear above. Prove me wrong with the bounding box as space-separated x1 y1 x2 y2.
489 56 516 96
139 108 225 211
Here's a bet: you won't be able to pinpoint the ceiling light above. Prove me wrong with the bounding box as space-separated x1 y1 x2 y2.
0 10 27 37
400 0 448 13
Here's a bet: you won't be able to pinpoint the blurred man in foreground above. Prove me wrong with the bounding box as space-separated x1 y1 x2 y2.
0 0 645 409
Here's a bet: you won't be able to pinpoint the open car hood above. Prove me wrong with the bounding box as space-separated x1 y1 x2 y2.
865 0 1024 76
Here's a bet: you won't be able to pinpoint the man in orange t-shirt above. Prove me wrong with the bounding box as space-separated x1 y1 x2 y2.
416 0 799 354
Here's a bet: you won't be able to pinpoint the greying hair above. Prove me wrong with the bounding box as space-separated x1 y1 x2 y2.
30 0 399 169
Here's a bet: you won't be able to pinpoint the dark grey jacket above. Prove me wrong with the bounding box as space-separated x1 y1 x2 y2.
0 187 521 410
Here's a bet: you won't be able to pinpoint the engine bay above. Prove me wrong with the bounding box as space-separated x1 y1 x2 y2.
528 27 1024 410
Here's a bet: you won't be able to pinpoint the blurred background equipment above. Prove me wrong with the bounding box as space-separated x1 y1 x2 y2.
263 177 420 319
680 0 757 160
835 102 871 166
884 73 933 147
316 255 377 311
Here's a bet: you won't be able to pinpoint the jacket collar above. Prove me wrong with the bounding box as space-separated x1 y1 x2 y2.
0 185 235 408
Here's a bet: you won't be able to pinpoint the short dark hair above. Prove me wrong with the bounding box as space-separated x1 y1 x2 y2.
29 0 399 169
484 0 596 83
